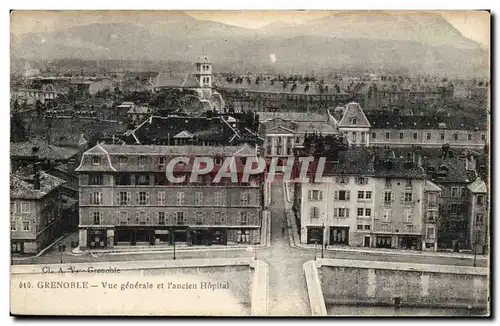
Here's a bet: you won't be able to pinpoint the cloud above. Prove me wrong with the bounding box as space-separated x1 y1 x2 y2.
269 53 276 63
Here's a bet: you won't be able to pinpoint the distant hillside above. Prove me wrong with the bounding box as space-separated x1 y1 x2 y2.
10 11 489 77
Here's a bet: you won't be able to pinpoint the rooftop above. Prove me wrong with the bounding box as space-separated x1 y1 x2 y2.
10 141 80 160
366 113 487 130
10 172 66 200
153 72 200 89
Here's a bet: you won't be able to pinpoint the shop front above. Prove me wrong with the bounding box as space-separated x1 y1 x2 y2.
376 235 392 248
87 228 108 248
329 227 349 245
307 226 324 244
191 228 228 246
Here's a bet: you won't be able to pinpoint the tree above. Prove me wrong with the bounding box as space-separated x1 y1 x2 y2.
10 112 27 142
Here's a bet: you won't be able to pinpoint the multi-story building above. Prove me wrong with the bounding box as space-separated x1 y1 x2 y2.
260 118 337 158
467 178 489 255
10 170 67 254
329 102 488 150
75 144 263 249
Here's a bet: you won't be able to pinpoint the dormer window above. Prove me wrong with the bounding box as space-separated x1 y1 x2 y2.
138 156 147 166
214 157 223 166
92 156 101 166
119 156 128 165
351 118 357 125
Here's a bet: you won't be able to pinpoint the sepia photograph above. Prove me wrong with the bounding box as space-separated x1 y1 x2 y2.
8 9 490 317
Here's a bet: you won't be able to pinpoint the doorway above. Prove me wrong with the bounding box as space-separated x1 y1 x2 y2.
330 227 349 245
364 236 371 247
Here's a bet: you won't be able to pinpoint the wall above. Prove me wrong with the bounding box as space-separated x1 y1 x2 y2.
318 259 488 309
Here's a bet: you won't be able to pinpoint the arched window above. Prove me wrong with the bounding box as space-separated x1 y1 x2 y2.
351 118 357 125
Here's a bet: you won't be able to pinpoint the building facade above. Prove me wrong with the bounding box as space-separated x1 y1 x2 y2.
75 144 263 249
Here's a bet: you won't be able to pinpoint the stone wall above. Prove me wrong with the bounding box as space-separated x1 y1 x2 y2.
318 259 488 309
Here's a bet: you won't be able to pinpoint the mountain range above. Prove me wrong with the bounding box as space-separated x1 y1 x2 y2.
10 11 489 76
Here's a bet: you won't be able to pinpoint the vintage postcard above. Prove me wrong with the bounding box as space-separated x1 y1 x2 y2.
10 10 490 316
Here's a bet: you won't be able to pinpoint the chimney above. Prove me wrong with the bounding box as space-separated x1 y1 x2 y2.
32 146 41 190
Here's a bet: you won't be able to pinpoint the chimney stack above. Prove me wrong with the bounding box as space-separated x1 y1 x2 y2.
32 146 41 190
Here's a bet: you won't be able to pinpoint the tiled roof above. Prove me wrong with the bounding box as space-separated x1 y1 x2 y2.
215 79 348 96
94 143 257 157
338 102 371 128
153 72 200 88
10 172 65 200
10 142 79 160
261 119 337 135
366 113 487 130
258 111 327 122
467 178 488 193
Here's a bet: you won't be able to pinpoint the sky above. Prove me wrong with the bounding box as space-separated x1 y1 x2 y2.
186 10 490 48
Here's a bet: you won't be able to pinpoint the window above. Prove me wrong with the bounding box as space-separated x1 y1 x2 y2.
214 157 223 166
309 190 323 201
372 132 376 139
335 190 350 201
93 212 102 225
10 219 16 231
451 187 459 197
158 157 166 166
357 208 364 216
357 191 365 199
116 173 131 185
90 192 102 205
481 134 486 141
158 212 166 225
136 174 150 185
385 132 390 139
460 187 466 197
364 225 371 230
176 192 185 205
449 204 458 214
240 212 248 225
413 133 418 140
365 191 372 199
137 192 149 205
214 192 222 206
195 192 204 206
157 192 166 206
351 118 357 125
476 213 484 225
336 176 349 184
477 195 485 205
119 212 129 225
214 212 223 225
176 212 184 225
468 134 472 141
399 132 404 139
20 201 30 213
137 211 147 225
138 156 147 166
384 192 393 203
195 212 204 225
426 226 435 239
357 225 363 230
427 193 437 205
380 224 390 232
355 177 368 185
406 224 415 233
440 133 445 140
352 132 357 142
22 221 30 231
92 156 101 165
240 192 251 206
426 133 431 140
404 192 413 202
119 156 128 165
89 174 103 185
361 132 366 143
383 209 392 221
334 208 349 218
365 208 371 217
404 209 412 223
453 133 458 141
405 179 412 188
310 207 320 218
385 178 392 188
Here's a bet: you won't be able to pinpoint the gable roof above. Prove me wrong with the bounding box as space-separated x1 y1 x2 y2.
467 178 488 193
173 130 194 139
425 180 442 192
338 102 371 128
10 172 66 200
153 72 200 89
10 142 80 160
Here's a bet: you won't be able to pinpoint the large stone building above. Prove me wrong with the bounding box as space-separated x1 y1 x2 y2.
75 144 264 249
10 170 67 254
330 102 488 150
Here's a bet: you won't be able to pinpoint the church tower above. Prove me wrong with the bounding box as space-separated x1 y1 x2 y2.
195 55 212 88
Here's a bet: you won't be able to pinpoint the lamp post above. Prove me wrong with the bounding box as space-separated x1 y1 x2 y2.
321 223 325 259
314 241 318 261
58 243 64 264
172 227 176 260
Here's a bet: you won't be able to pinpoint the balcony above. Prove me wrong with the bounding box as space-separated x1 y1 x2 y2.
383 200 394 206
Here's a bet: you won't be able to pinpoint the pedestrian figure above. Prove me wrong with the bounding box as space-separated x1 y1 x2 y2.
282 227 285 236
